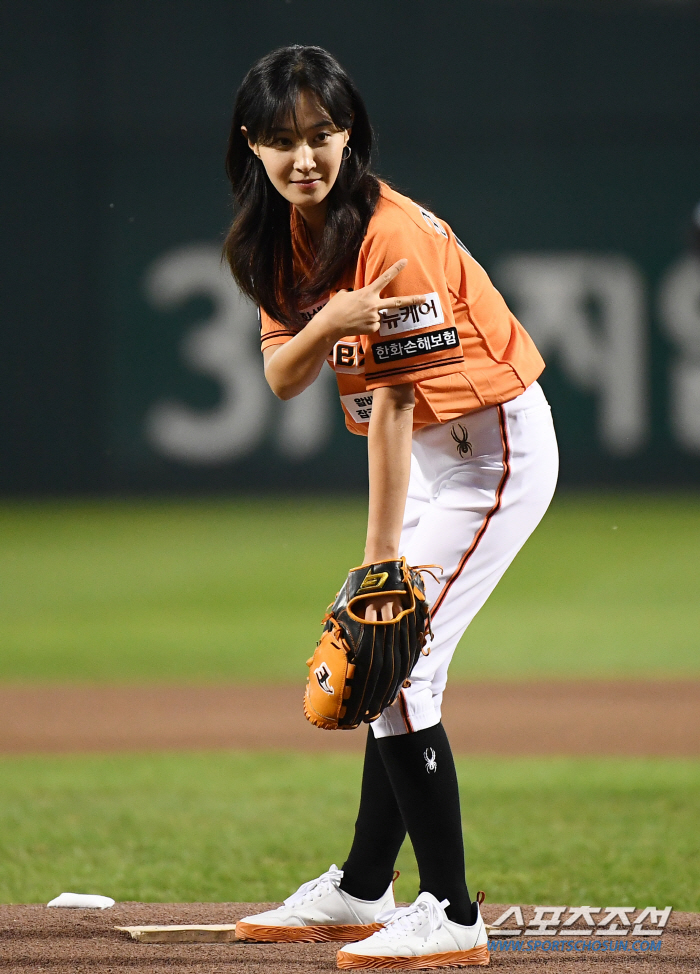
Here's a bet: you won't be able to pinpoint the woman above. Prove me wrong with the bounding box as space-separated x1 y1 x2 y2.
225 45 558 969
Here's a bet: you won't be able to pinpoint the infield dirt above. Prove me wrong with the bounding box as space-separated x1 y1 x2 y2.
1 680 699 756
1 901 697 973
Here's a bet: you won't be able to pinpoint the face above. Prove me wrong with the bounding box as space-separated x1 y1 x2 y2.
243 90 350 218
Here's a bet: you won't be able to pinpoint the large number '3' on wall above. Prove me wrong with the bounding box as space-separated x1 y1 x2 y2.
143 244 335 464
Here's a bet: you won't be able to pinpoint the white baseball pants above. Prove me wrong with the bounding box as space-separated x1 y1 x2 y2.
372 380 559 738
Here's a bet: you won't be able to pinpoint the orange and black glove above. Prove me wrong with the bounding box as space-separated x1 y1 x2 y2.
304 557 433 731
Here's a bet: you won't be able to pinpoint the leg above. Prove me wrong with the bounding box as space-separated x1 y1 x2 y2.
370 383 558 922
339 457 430 899
375 382 559 735
236 461 433 939
340 729 407 900
377 722 473 924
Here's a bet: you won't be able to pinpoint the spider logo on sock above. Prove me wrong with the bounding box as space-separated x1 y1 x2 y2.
424 747 438 773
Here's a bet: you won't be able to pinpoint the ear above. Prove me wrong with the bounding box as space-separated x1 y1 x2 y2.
240 126 260 158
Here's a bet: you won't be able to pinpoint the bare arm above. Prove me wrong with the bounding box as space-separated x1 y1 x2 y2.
362 382 415 621
263 259 425 400
263 314 335 400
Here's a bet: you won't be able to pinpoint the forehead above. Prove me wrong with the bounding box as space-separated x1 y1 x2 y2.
274 90 335 132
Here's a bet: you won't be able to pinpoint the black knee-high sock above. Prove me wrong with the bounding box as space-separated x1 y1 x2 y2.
376 723 474 926
340 729 407 900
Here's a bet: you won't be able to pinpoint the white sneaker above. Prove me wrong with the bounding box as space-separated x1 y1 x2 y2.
235 864 395 943
336 891 490 968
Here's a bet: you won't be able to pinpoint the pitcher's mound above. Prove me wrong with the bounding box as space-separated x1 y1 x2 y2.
1 902 698 972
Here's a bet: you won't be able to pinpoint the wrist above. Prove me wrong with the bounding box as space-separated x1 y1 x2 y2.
363 545 400 564
309 307 344 347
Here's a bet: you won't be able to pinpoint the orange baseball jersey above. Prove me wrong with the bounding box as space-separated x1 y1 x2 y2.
260 182 544 435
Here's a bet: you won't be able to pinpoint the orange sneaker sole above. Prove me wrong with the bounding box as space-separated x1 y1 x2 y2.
235 920 382 943
336 943 490 968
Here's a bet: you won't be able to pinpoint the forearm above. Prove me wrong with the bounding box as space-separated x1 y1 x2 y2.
364 383 415 564
263 261 425 401
264 315 337 400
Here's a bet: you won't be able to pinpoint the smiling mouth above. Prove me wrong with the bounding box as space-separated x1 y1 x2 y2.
291 178 321 185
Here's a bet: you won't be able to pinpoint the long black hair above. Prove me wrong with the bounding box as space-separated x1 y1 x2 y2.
223 45 380 327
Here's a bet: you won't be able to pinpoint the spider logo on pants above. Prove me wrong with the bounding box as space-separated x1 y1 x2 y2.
450 424 473 457
424 747 438 773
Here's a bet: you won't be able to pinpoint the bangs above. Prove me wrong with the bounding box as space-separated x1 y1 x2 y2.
246 62 353 145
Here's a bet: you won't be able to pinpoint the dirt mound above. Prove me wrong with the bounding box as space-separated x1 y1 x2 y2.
0 902 697 973
1 680 699 756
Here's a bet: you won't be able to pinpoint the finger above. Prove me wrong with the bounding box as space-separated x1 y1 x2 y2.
380 601 396 621
364 602 378 622
367 259 408 293
377 293 426 311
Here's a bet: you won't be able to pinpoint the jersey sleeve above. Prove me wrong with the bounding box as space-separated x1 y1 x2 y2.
259 306 299 353
355 207 466 389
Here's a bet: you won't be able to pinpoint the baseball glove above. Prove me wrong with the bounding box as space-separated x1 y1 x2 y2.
304 557 435 731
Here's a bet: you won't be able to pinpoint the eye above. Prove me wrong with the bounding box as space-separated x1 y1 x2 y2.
315 131 333 144
268 135 293 149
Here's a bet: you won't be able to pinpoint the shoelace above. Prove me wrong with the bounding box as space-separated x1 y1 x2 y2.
283 864 343 908
375 895 450 943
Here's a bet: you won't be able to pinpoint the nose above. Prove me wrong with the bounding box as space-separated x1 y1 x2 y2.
293 141 315 172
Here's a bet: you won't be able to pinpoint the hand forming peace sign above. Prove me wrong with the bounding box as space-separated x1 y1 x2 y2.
319 259 425 341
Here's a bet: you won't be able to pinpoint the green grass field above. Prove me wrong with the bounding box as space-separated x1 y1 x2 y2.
1 495 698 910
1 752 697 909
1 493 699 682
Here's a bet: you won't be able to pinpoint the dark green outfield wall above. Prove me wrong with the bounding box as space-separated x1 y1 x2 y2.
2 0 700 492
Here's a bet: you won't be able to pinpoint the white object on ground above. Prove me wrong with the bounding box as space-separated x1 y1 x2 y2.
47 892 115 909
116 925 239 943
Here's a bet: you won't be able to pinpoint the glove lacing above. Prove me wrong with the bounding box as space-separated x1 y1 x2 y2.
283 864 343 908
410 564 443 586
409 564 443 644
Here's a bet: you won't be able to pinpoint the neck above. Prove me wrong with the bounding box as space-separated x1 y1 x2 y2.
295 201 327 250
